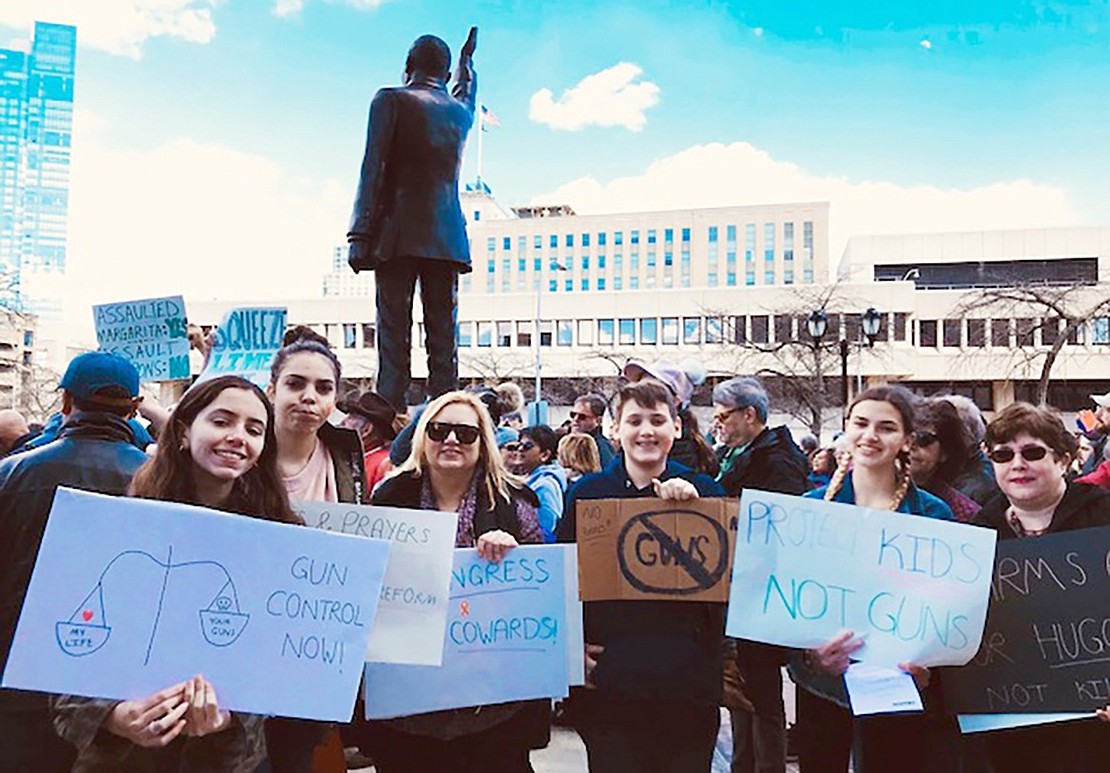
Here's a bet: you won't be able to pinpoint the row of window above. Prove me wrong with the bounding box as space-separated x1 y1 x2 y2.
916 317 1110 348
482 221 815 255
224 314 1110 354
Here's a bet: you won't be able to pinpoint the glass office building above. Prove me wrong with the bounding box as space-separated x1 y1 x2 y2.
0 21 76 319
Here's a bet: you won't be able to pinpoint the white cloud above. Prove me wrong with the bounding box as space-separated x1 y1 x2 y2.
63 113 350 340
531 141 1078 268
529 62 660 132
272 0 388 17
273 0 305 17
0 0 220 59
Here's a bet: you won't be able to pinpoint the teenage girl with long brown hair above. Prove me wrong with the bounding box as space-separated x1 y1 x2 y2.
52 375 300 771
794 385 958 773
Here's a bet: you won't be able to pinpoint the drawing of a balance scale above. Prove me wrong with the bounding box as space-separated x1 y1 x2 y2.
56 549 250 660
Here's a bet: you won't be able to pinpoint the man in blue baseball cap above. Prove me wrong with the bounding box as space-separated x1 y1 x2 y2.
0 351 149 770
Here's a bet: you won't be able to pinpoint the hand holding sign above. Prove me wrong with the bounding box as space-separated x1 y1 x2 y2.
105 680 190 748
651 477 699 501
183 675 231 737
810 630 865 676
476 529 518 563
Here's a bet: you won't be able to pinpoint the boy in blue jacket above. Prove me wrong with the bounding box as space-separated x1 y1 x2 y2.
557 379 724 772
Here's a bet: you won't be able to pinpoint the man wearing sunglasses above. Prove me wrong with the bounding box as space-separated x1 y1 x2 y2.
505 425 565 543
570 394 616 468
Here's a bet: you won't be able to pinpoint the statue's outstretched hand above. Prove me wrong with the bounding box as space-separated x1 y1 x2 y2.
461 26 477 60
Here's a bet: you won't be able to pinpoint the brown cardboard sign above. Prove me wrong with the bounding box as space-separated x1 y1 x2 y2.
576 498 738 602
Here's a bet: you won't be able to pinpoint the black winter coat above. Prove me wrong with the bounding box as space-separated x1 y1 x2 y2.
717 425 808 498
971 482 1110 773
0 413 149 712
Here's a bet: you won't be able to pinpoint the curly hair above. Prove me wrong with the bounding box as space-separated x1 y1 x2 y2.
128 376 301 524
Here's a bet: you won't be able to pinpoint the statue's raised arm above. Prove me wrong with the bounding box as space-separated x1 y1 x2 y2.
452 26 477 106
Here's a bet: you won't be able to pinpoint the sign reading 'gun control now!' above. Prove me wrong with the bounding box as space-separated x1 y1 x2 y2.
576 498 738 602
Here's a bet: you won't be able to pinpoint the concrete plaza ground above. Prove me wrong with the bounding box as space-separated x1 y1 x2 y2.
357 707 802 772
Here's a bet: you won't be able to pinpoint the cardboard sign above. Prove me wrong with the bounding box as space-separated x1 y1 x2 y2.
942 526 1110 713
2 488 391 722
364 545 569 718
727 490 997 667
297 501 458 666
195 306 287 388
92 295 190 382
576 497 738 602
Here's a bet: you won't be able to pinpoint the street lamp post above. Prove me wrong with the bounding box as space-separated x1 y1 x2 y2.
806 308 884 426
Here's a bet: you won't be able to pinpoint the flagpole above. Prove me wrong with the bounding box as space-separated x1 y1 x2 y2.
476 107 484 188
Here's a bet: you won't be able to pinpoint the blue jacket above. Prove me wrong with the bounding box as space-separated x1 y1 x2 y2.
526 462 566 543
558 457 725 725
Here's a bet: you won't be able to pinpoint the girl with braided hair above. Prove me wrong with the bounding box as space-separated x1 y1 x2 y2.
792 385 958 773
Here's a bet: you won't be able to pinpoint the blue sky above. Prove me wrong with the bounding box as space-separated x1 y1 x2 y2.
3 0 1109 311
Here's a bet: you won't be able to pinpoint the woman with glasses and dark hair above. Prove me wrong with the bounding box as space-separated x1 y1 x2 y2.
910 397 981 522
364 390 543 772
970 402 1110 772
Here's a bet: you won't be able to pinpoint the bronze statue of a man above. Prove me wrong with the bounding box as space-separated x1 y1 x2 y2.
347 29 477 410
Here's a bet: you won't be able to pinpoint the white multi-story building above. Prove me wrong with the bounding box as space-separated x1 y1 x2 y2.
188 191 1110 420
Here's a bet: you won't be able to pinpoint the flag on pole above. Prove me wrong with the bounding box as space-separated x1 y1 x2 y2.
481 104 501 131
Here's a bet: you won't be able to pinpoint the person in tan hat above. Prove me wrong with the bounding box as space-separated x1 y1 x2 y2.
339 390 400 492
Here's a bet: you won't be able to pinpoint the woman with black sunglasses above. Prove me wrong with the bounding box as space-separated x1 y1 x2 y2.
910 398 981 522
363 390 544 772
971 402 1110 772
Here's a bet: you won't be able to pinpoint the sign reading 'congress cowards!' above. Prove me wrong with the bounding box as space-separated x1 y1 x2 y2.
363 545 570 718
298 501 458 666
1 488 391 722
576 498 738 602
727 491 997 667
93 295 190 382
195 306 287 388
942 526 1110 713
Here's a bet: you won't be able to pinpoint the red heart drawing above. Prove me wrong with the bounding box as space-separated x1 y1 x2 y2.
81 610 93 622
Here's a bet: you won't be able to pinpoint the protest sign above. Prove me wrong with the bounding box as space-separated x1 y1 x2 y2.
363 545 569 718
195 306 287 388
942 526 1110 713
562 544 585 686
2 488 390 722
93 295 190 382
298 501 457 666
957 712 1088 734
726 490 997 667
576 497 738 602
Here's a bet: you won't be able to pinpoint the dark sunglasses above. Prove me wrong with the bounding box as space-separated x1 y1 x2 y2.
988 444 1050 464
569 411 596 421
502 440 535 453
913 430 939 447
427 421 481 445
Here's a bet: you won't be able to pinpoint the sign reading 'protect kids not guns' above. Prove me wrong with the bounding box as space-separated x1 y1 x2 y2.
727 490 998 668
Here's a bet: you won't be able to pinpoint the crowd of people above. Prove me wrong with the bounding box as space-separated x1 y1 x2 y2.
2 341 1110 772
